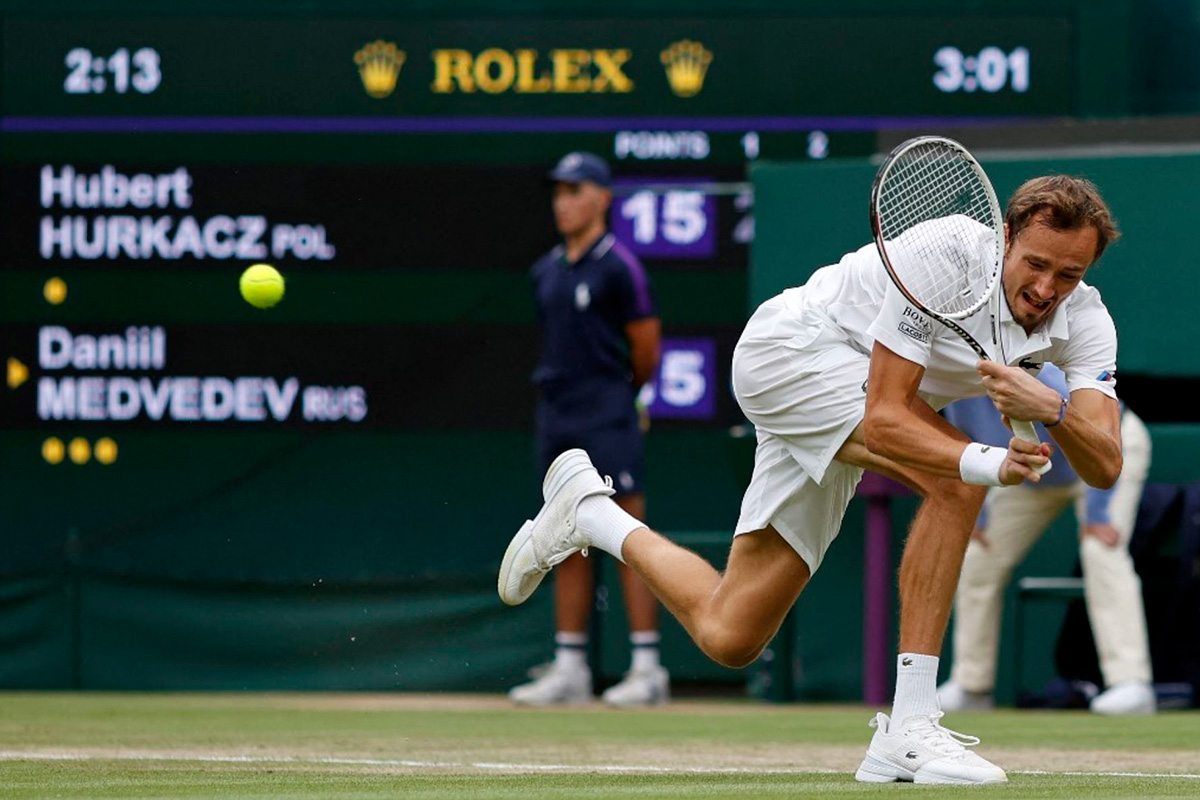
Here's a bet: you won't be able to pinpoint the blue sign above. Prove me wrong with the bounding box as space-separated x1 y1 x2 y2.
638 337 716 419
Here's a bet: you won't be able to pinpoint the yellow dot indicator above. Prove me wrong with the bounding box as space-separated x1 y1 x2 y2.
44 277 68 305
94 437 118 465
68 437 91 465
42 437 64 464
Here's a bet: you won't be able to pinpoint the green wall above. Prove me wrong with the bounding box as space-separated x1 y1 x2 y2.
0 429 754 690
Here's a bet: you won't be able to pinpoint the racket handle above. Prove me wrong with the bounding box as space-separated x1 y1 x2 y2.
1010 418 1052 475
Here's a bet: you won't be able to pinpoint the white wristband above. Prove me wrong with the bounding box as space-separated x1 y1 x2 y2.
959 442 1007 486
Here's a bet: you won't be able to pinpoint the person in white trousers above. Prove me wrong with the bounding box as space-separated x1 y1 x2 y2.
939 363 1155 714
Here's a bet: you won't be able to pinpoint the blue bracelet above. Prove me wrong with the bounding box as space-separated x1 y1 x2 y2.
1044 397 1068 427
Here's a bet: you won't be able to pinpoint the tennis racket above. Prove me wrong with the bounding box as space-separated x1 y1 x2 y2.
869 135 1050 474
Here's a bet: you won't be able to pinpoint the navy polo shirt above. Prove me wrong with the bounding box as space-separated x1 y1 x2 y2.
532 232 656 429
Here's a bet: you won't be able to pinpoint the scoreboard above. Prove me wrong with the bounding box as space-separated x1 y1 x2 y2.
0 1 1128 576
3 5 1122 120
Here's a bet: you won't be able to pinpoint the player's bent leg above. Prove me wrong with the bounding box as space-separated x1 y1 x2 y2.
623 525 810 669
499 449 811 671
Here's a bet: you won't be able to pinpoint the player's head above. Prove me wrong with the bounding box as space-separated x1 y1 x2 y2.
547 152 612 238
1001 176 1120 329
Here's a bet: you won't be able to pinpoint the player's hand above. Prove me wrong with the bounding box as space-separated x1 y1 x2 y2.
1083 523 1121 547
976 360 1063 424
998 435 1053 485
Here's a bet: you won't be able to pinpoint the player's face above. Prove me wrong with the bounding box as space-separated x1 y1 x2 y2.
552 181 609 237
1002 212 1098 330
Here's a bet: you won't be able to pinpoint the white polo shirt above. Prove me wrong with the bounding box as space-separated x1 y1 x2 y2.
778 239 1118 408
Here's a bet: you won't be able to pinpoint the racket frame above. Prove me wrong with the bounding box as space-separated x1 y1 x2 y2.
868 135 1051 473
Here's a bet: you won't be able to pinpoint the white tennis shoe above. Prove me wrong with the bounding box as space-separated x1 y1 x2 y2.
855 712 1007 785
1091 681 1156 715
602 666 671 707
498 449 614 606
937 680 995 712
509 661 593 706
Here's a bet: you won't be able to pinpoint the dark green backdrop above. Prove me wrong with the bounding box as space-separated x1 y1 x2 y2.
3 0 1200 700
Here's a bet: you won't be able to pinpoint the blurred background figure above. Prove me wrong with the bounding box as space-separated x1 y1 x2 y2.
509 152 667 706
939 364 1155 714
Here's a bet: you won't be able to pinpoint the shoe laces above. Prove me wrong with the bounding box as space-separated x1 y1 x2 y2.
904 712 980 757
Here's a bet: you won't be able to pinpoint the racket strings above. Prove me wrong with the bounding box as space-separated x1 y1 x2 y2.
876 143 1000 317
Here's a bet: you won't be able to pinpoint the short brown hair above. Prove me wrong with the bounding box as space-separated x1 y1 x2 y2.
1005 175 1120 261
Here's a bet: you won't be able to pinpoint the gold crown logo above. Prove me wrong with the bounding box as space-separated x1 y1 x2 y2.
354 40 406 99
660 40 713 98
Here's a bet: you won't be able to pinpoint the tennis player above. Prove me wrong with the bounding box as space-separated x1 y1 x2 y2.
500 176 1122 785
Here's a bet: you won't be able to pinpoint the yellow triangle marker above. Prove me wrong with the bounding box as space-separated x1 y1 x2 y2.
7 357 28 389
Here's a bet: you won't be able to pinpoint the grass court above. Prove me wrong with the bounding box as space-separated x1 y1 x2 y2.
2 693 1197 798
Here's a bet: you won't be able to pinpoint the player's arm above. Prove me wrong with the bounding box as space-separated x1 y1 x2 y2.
865 342 1048 484
1046 389 1122 489
977 361 1122 489
625 317 661 388
863 342 967 478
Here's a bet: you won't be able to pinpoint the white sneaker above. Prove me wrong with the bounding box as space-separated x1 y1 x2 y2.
509 662 593 706
524 661 553 680
1091 681 1156 715
602 666 670 707
937 680 995 712
498 449 614 606
855 712 1007 785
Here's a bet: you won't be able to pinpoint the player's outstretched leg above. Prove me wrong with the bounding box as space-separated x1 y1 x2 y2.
499 448 807 671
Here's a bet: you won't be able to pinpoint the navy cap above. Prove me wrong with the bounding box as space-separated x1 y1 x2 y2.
547 151 611 187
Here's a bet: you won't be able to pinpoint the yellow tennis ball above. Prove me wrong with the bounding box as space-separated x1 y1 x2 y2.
239 264 285 309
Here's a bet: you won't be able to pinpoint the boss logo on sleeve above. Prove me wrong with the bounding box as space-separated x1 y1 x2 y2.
897 305 931 343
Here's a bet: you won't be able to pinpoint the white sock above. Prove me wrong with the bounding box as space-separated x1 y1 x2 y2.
891 653 940 725
554 632 588 671
576 495 646 563
630 630 661 672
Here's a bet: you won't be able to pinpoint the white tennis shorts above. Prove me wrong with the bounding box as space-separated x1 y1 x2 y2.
731 294 869 573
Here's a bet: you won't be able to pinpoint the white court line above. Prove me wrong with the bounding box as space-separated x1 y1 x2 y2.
0 753 832 774
1 751 1199 779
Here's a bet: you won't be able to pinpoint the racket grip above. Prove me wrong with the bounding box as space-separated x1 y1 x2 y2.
1010 418 1052 475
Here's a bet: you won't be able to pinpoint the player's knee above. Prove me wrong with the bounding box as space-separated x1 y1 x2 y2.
696 623 767 669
